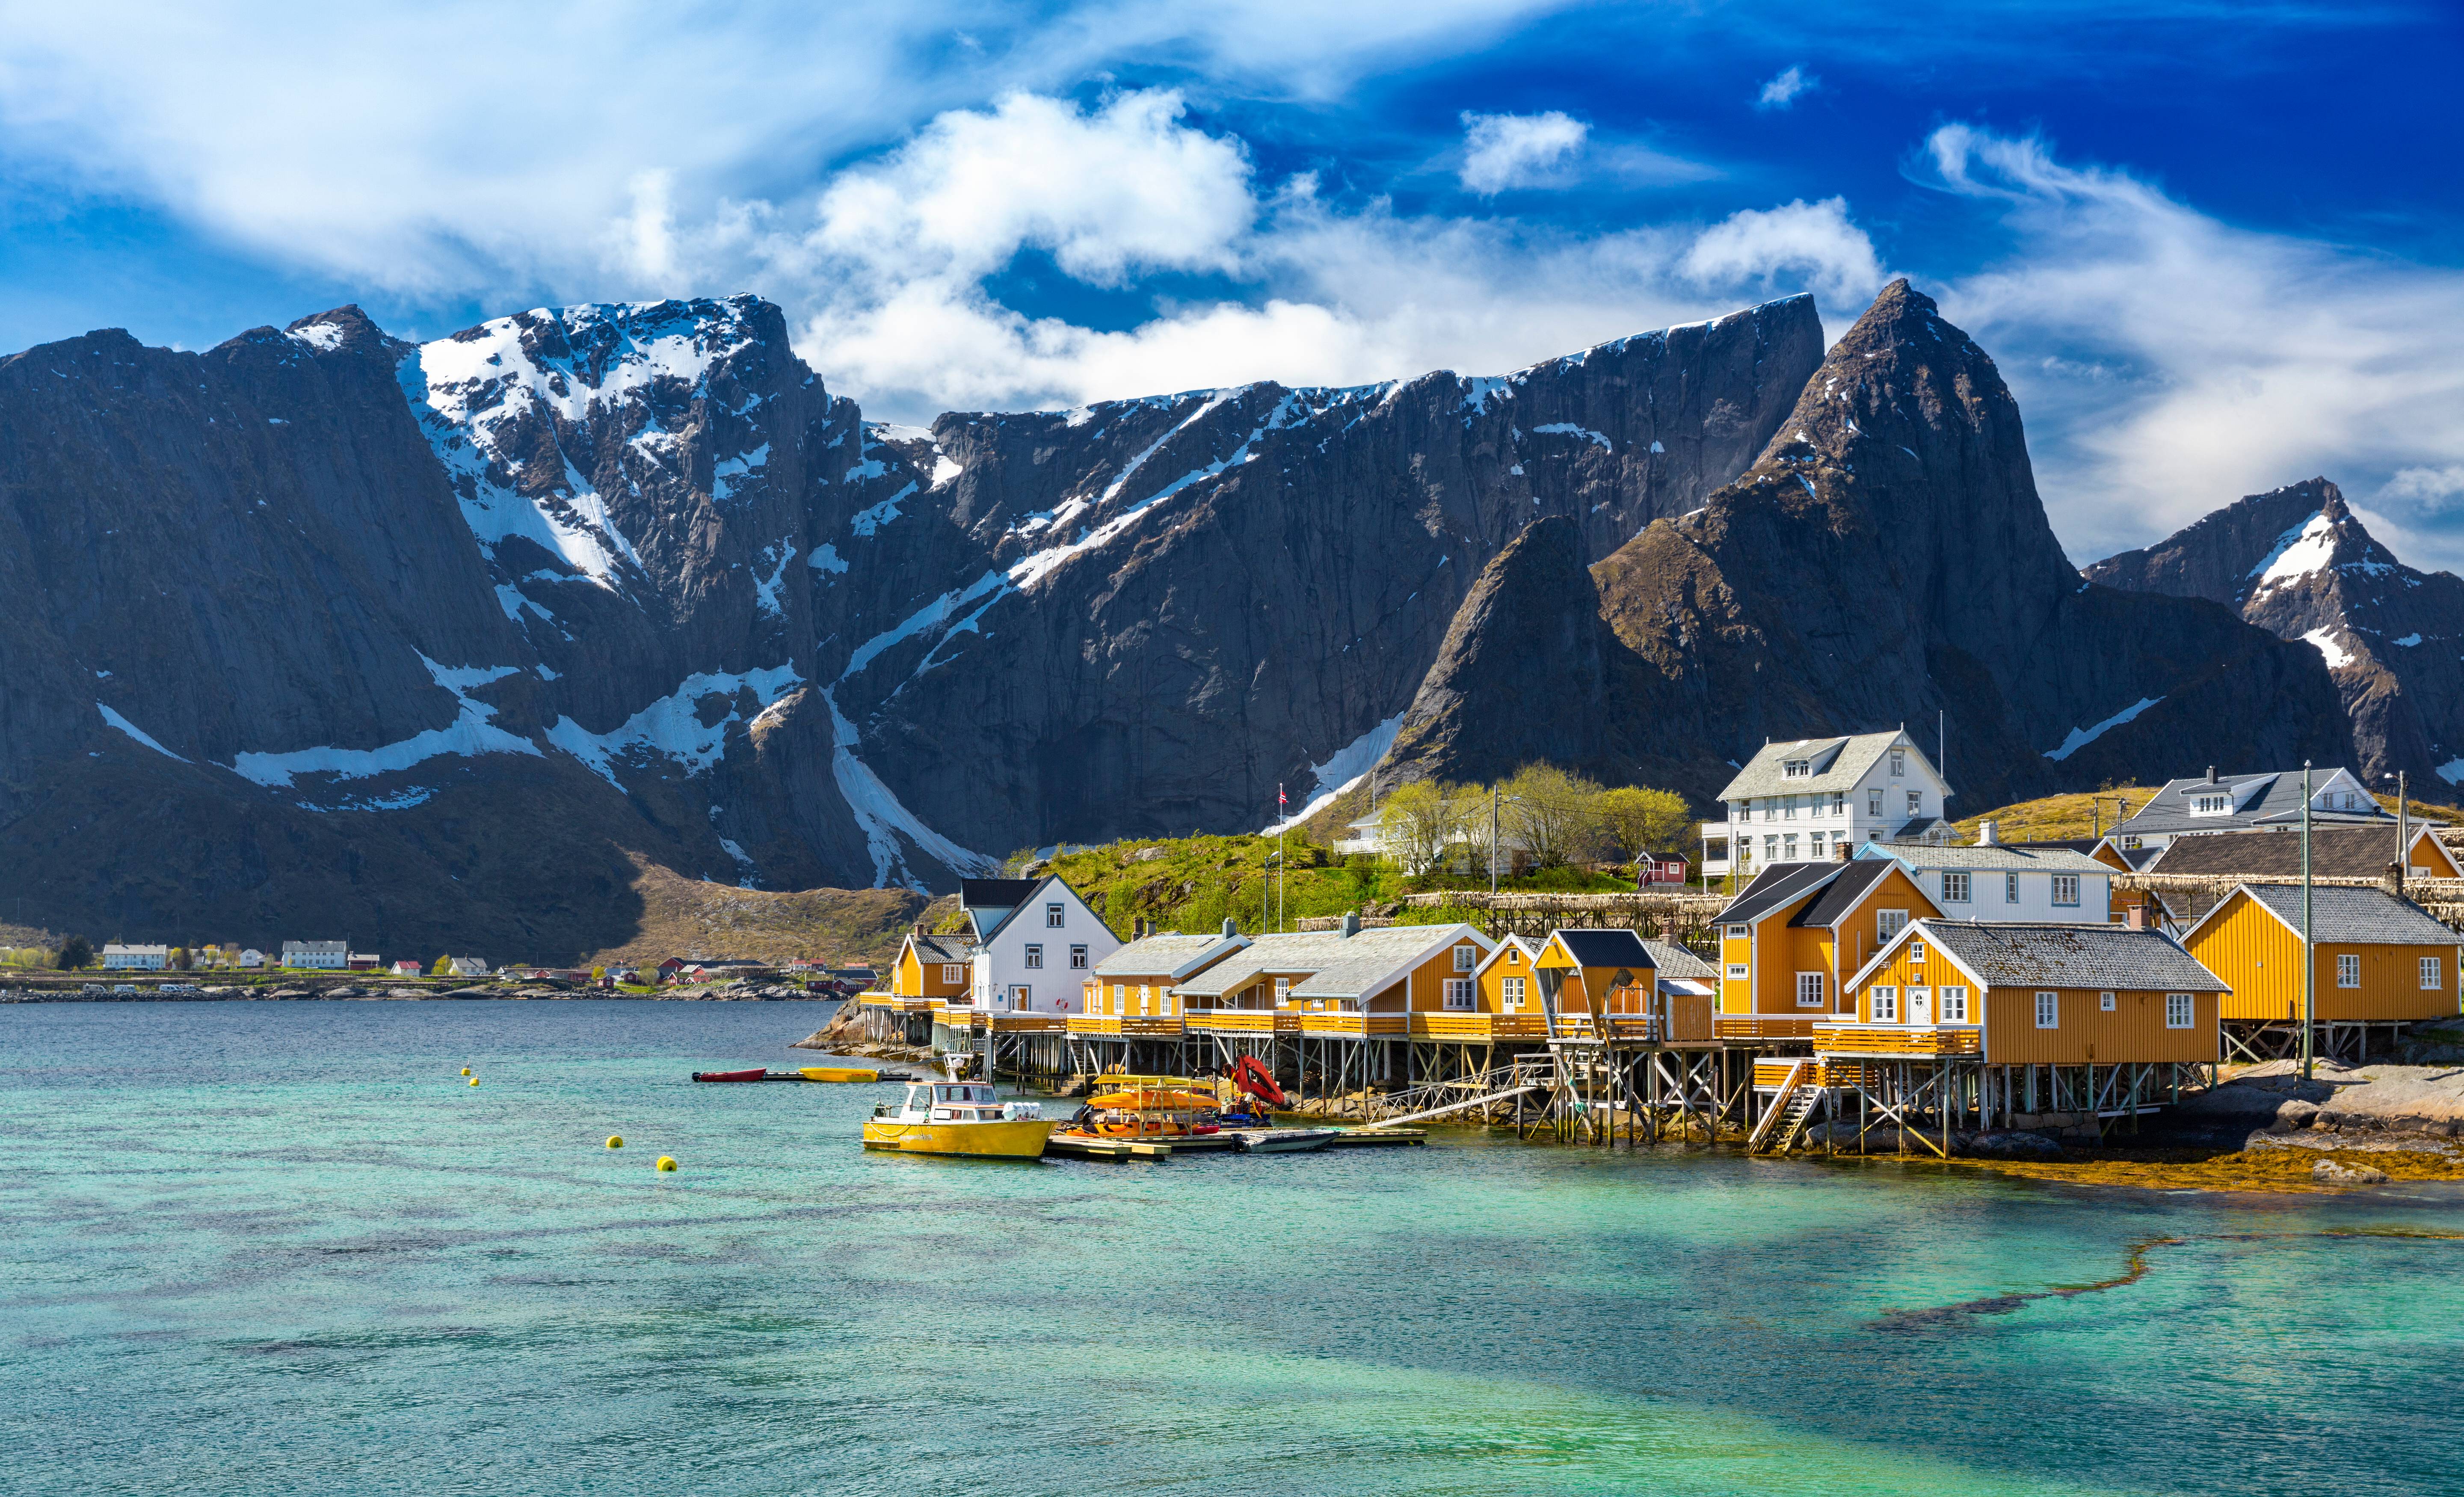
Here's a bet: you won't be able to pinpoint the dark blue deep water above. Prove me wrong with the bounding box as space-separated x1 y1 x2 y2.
6 1000 2459 1495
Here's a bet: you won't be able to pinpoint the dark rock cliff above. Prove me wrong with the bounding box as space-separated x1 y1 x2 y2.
2087 478 2464 793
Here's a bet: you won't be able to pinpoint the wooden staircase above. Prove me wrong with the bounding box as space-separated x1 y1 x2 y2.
1747 1059 1823 1155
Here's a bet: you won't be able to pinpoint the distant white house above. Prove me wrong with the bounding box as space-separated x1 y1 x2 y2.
101 944 169 970
236 949 266 969
389 960 424 978
958 876 1122 1015
281 940 347 970
449 956 490 977
1703 730 1955 879
2107 766 2389 853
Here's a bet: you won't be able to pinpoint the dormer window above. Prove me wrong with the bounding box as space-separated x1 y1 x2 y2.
1783 759 1811 778
2191 793 2230 815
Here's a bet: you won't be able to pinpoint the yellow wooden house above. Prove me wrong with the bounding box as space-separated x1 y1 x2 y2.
1836 919 2225 1068
2180 883 2461 1028
1531 929 1655 1038
1714 859 1940 1038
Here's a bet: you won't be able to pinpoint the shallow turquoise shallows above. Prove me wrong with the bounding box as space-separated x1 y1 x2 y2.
6 1001 2462 1496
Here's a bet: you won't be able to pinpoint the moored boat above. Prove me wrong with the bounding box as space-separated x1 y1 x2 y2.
692 1067 767 1083
861 1080 1053 1159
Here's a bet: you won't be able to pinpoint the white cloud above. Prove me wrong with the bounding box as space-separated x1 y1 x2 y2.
1920 124 2464 572
1680 197 1884 303
1755 65 1817 110
1457 110 1589 193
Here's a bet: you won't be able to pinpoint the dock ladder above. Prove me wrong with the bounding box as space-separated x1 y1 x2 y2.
1748 1059 1822 1155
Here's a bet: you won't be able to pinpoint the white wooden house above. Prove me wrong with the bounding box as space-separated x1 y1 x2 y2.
959 876 1122 1016
1704 730 1955 879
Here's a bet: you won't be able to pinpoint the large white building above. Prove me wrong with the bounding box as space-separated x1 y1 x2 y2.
1855 837 2114 923
2107 766 2389 853
958 876 1123 1016
281 940 348 970
101 944 169 970
1703 730 1955 880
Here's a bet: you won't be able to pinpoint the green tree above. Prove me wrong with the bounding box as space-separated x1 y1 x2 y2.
56 935 94 971
1500 764 1608 867
1377 780 1464 875
432 955 454 976
1594 786 1695 863
169 947 191 971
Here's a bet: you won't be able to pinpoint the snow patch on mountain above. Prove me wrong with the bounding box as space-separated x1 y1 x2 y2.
97 703 187 763
713 443 770 502
231 658 536 792
544 664 800 787
1530 422 1613 451
2043 695 2163 761
2249 512 2336 593
1264 713 1404 832
752 541 796 617
820 687 997 888
2302 627 2354 669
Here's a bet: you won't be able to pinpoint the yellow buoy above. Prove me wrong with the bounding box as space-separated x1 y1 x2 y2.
655 1156 677 1172
459 1067 471 1076
606 1135 624 1149
468 1077 480 1086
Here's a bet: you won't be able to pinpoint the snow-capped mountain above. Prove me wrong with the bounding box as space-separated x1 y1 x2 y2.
2087 479 2464 789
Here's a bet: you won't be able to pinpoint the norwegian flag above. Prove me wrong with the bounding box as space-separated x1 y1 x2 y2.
1277 784 1287 811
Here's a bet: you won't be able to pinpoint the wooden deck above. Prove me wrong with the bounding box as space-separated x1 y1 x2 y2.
1812 1022 1983 1058
1297 1012 1410 1036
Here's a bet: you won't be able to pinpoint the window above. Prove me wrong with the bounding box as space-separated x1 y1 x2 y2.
1069 945 1088 970
1943 872 1971 903
2035 991 2059 1028
2052 875 2081 907
1796 972 1826 1008
1891 749 1906 777
1111 984 1124 1013
1727 926 1747 940
1832 792 1847 816
1909 939 1926 963
1783 834 1799 859
1503 976 1526 1008
2423 956 2443 991
1868 788 1884 816
1024 944 1043 969
1443 978 1473 1009
941 963 964 984
1870 986 1898 1022
1727 964 1749 980
1784 758 1810 778
2005 873 2020 904
1877 909 1908 941
1045 903 1064 927
1907 791 1923 817
1764 835 1779 862
1273 977 1291 1006
2099 991 2116 1012
2337 953 2360 988
2166 993 2194 1029
1939 985 1969 1022
2123 835 2143 849
1809 831 1827 858
2191 794 2229 814
1454 944 1477 971
1508 948 1523 964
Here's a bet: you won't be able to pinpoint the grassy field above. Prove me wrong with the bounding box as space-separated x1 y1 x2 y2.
575 855 939 968
1952 788 2162 843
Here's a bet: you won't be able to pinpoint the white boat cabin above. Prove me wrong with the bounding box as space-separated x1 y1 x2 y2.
874 1081 1041 1124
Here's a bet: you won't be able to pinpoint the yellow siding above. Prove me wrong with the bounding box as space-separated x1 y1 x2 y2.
1405 935 1488 1012
1847 944 2218 1065
1475 942 1541 1014
895 948 922 997
2185 890 2463 1023
1719 930 1753 1014
2412 831 2463 879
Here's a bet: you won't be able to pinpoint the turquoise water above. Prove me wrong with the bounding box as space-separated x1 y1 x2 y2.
6 1001 2460 1496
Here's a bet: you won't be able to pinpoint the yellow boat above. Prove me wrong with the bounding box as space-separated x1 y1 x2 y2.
801 1066 880 1083
862 1080 1053 1159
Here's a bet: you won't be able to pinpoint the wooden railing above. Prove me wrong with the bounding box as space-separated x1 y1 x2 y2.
1298 1012 1408 1036
1064 1014 1182 1036
1410 1012 1549 1041
1713 1014 1821 1040
1186 1009 1298 1034
1812 1023 1982 1057
988 1013 1069 1032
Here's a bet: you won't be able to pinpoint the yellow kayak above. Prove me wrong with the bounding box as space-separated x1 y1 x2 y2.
861 1117 1054 1158
801 1066 880 1083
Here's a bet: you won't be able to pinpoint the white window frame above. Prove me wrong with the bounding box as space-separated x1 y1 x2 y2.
1942 872 1970 903
1907 790 1924 817
940 963 964 985
2035 991 2058 1029
1795 972 1825 1008
1783 833 1800 860
2423 956 2443 991
2100 991 2116 1012
1010 984 1032 1009
1939 985 1968 1023
2052 874 2081 907
1442 978 1473 1010
1023 944 1043 970
2337 953 2360 989
1726 964 1748 980
1454 944 1477 972
1891 749 1906 778
1273 976 1291 1007
1868 788 1884 816
2165 993 2194 1029
1502 976 1526 1009
1878 909 1908 941
2005 873 2020 904
1909 938 1926 963
1870 985 1898 1022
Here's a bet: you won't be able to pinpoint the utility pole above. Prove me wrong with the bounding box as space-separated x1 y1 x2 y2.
2302 760 2315 1082
2393 770 2409 896
1490 785 1501 897
1276 782 1286 935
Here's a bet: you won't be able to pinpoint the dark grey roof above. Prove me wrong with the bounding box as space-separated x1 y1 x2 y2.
1715 862 1841 925
1641 941 1716 980
910 933 976 965
2147 827 2418 881
2233 885 2459 946
1550 929 1656 970
1913 920 2227 992
960 878 1039 909
1790 859 1895 928
2113 768 2387 838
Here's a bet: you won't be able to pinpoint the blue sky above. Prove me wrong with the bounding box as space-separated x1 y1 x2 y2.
2 1 2459 566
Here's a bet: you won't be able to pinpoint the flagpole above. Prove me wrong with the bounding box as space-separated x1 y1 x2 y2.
2302 760 2315 1083
1277 781 1286 934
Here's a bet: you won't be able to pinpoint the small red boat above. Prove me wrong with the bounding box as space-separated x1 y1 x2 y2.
691 1067 767 1083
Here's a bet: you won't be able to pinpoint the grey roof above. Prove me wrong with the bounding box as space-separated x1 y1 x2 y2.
2147 826 2427 881
2232 885 2459 946
1641 941 1716 980
1549 929 1656 970
1716 862 1843 925
2112 769 2388 838
910 933 976 965
1862 843 2110 874
1173 925 1481 1000
1093 931 1246 980
1911 920 2227 992
1714 731 1914 803
1791 858 1897 928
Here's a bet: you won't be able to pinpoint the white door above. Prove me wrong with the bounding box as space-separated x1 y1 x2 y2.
1907 987 1932 1025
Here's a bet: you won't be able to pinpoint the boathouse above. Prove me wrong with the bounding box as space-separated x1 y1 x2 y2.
2178 883 2462 1061
1714 858 1941 1042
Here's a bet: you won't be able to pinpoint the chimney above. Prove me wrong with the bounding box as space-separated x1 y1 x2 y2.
1221 917 1238 938
1342 911 1361 938
912 923 924 939
1833 841 1851 862
2207 766 2218 785
1978 820 1999 846
2124 902 2147 931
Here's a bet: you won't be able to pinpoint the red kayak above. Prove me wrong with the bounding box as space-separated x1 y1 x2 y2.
691 1067 767 1083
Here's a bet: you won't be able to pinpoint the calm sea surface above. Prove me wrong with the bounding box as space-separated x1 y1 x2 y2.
5 1000 2459 1496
